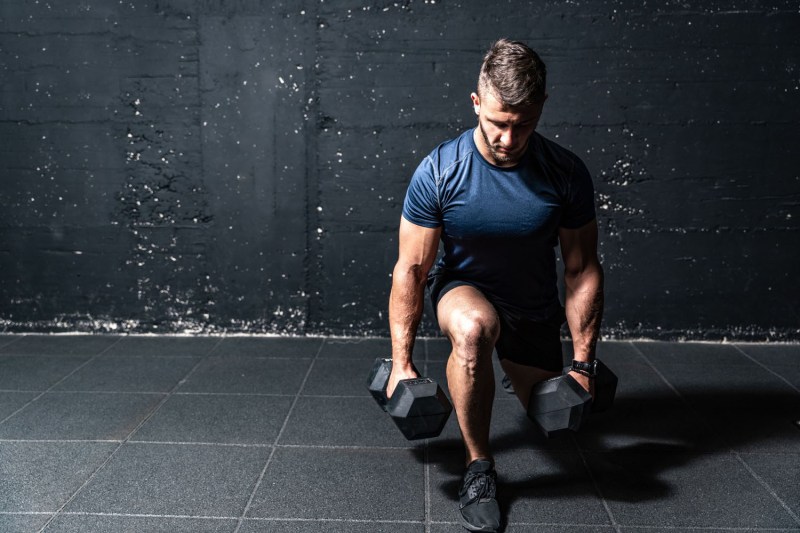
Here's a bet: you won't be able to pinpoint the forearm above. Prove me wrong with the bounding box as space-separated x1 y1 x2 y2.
564 262 604 362
388 263 428 369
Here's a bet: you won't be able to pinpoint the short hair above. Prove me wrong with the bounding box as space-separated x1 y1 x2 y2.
478 38 547 108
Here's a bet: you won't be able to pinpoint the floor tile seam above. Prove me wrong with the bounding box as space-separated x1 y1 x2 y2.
276 443 416 450
271 339 325 446
46 511 238 520
630 341 800 523
173 391 296 397
731 344 800 394
316 357 399 362
630 340 755 431
198 355 315 361
576 448 748 457
427 520 615 527
0 438 416 450
299 393 372 398
94 354 204 359
422 358 434 533
83 336 126 358
627 342 694 408
736 451 800 456
3 511 430 525
0 438 123 444
607 526 800 531
733 451 800 525
0 511 53 516
242 517 425 524
116 339 224 444
0 335 26 350
570 434 622 533
315 355 390 360
424 440 431 533
26 390 167 396
232 339 326 533
34 338 224 533
0 338 122 427
126 440 273 448
293 394 521 400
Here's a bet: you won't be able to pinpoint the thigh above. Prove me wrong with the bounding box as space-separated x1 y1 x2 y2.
436 284 500 343
500 358 560 408
493 310 564 372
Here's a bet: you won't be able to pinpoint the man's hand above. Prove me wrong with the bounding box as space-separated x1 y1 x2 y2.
386 363 419 399
568 370 595 400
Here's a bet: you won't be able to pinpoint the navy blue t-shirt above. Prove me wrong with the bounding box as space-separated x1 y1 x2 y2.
402 128 596 320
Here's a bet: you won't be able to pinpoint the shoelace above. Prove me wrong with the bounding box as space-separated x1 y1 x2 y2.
459 470 497 507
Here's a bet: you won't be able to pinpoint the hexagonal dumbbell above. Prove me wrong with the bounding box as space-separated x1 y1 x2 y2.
584 360 618 413
526 359 617 438
366 358 452 440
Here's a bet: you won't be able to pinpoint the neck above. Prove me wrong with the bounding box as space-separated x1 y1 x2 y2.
472 127 501 166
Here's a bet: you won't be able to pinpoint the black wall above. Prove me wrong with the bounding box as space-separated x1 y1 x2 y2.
1 1 798 340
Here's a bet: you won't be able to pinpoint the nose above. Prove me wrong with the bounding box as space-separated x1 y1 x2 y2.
501 128 515 148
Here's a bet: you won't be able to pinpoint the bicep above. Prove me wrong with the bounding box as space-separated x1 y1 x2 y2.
559 218 599 275
397 216 441 273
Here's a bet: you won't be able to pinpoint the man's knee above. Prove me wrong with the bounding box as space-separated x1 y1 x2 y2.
447 308 499 369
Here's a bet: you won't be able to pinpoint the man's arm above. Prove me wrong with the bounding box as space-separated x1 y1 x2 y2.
387 216 441 396
559 219 604 390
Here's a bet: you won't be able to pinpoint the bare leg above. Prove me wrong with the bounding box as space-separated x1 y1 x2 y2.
437 285 500 466
499 358 560 409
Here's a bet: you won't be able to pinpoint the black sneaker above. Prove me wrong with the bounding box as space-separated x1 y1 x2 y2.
501 374 515 394
458 459 501 532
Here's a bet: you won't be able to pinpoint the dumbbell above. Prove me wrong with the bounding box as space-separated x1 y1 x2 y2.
526 359 618 438
366 357 452 440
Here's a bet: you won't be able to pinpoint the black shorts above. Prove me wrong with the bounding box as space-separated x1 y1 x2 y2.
427 269 565 372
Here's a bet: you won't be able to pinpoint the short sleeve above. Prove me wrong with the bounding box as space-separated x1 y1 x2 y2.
560 157 596 229
402 157 442 228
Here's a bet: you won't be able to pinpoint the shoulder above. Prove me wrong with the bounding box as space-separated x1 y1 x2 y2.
423 129 475 181
530 132 590 180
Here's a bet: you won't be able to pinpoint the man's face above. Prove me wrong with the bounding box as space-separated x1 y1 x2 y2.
471 90 546 167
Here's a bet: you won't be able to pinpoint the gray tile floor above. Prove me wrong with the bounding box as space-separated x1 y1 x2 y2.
0 334 798 532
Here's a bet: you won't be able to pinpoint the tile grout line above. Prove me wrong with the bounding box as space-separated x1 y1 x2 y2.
628 341 686 402
574 526 800 531
128 441 416 450
0 436 416 451
36 336 226 533
232 338 326 533
423 342 432 533
0 334 27 350
733 452 800 525
629 341 800 527
731 344 800 394
28 510 428 524
9 437 790 455
10 509 800 530
0 336 125 427
570 433 623 533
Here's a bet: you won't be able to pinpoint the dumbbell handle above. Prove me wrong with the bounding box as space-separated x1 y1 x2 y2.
366 357 452 440
383 359 422 399
366 358 420 410
565 359 617 413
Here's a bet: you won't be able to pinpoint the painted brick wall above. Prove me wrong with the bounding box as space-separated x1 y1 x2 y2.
1 1 798 340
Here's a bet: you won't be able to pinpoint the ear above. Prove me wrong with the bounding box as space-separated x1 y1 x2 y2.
470 92 481 116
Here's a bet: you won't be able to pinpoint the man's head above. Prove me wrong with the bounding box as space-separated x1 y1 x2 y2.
477 38 547 108
471 39 548 167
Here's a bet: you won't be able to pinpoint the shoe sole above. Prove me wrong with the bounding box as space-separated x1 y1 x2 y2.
458 515 499 532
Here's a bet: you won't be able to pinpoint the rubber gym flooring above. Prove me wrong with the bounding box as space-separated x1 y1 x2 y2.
0 334 798 532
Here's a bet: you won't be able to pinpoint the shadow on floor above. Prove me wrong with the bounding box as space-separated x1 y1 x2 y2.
426 388 800 511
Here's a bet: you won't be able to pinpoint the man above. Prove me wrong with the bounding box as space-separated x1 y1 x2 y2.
387 39 604 532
